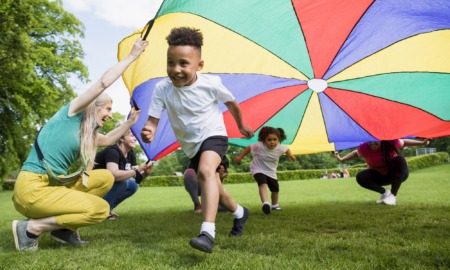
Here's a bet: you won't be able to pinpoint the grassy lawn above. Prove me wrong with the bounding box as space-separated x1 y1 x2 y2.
1 164 449 270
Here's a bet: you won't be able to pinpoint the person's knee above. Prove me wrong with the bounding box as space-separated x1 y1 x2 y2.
184 169 197 182
89 198 110 222
129 180 139 194
270 187 280 193
197 167 215 182
184 168 196 176
355 173 365 186
94 169 114 190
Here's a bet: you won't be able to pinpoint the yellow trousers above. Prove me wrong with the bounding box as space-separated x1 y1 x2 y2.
13 170 114 230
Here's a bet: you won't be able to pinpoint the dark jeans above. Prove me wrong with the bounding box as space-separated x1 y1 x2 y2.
356 156 409 196
103 178 139 210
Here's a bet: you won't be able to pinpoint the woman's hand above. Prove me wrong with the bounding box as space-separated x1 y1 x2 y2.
129 37 149 59
128 106 141 125
138 162 153 175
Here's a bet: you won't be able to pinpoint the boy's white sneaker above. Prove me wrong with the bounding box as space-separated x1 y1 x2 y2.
381 193 397 206
377 190 391 204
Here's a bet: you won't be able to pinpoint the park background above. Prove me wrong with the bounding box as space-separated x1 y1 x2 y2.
1 1 449 269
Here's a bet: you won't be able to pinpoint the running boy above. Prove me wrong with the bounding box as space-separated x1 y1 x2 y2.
140 27 254 253
235 127 296 215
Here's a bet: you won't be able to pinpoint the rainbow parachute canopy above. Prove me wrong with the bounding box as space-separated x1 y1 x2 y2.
118 0 450 161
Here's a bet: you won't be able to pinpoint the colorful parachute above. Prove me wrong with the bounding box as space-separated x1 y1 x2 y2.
118 0 450 161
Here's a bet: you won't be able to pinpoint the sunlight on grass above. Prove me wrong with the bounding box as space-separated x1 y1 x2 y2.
1 164 449 269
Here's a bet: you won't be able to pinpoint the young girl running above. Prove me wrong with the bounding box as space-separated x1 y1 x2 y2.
235 126 296 215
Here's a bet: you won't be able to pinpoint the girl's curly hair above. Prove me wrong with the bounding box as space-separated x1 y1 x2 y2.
166 27 203 48
258 126 287 142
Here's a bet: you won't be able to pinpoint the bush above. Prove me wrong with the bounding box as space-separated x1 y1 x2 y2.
4 152 448 189
406 152 449 171
2 179 16 191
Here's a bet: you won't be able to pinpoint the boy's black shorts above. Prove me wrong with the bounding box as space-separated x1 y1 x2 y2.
189 136 229 173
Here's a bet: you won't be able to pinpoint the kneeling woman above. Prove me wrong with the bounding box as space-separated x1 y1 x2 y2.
334 138 429 205
12 38 148 251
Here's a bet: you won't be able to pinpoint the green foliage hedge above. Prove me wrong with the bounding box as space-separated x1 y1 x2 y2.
2 152 448 190
140 152 449 187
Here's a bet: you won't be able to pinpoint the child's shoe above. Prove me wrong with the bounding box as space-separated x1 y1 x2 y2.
262 203 271 215
229 207 250 237
189 232 214 253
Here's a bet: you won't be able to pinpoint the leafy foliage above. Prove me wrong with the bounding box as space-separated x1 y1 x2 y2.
0 0 87 179
149 138 450 176
137 152 449 187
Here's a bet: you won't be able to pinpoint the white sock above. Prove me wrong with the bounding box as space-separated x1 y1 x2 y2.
271 204 279 208
232 205 244 219
200 222 215 238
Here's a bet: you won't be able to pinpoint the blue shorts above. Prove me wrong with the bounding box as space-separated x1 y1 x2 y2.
189 136 228 173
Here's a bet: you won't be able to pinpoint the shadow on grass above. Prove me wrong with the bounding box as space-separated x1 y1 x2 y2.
51 202 450 268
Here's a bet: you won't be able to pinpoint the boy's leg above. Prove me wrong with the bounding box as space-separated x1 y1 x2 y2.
189 151 220 253
197 150 221 223
217 174 237 212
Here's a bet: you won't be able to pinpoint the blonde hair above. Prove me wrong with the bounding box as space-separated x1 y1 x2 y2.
80 93 112 170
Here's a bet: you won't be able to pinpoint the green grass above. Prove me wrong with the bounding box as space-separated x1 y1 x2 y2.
1 164 449 270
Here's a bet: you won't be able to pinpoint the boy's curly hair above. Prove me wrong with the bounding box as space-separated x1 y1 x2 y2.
258 126 287 142
166 27 203 48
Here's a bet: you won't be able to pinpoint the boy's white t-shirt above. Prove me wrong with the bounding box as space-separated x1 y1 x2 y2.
250 141 288 179
148 73 235 158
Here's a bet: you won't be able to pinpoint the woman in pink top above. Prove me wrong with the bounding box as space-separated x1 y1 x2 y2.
334 139 429 205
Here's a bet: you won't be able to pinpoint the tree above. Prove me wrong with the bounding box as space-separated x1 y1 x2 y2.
0 0 87 179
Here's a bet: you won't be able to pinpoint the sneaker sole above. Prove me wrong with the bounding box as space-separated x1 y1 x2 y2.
381 202 396 206
189 239 213 253
12 220 20 251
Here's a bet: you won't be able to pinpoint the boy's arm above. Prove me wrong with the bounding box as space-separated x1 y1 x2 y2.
224 100 254 138
140 116 159 143
235 146 251 164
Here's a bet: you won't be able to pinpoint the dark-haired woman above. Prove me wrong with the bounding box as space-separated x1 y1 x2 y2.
334 139 429 205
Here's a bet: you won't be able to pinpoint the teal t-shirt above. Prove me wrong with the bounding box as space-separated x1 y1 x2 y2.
21 103 83 175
